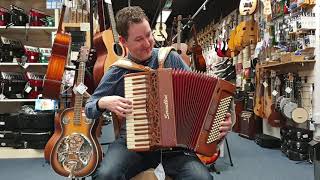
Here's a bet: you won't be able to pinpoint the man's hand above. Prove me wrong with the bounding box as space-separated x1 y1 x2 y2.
98 96 132 118
218 113 232 139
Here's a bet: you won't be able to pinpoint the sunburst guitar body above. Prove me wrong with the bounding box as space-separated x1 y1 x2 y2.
50 108 102 178
50 47 102 178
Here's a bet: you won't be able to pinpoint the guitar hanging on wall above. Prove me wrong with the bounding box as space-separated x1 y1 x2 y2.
49 47 102 178
42 4 71 100
102 0 127 74
152 9 168 42
172 15 191 66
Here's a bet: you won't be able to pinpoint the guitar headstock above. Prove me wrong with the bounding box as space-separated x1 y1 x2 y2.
78 46 90 62
239 0 258 16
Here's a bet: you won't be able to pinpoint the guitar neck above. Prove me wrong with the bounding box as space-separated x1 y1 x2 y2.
107 3 120 43
74 61 85 125
57 5 67 33
97 0 107 32
177 15 182 50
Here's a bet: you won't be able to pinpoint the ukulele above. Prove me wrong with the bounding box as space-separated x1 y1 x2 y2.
239 0 258 16
50 47 102 178
42 5 71 100
172 15 191 66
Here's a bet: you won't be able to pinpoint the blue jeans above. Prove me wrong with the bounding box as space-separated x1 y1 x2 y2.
92 136 213 180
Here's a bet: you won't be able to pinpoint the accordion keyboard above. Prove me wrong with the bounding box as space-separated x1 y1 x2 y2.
124 74 151 150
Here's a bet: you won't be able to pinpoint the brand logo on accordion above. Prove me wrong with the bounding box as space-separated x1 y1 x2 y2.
163 95 170 119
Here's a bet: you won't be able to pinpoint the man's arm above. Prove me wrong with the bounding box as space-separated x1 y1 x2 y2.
85 66 122 119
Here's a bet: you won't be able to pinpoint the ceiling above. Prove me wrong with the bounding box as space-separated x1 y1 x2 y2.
106 0 240 41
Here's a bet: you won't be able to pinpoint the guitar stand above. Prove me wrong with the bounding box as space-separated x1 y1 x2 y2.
208 137 233 174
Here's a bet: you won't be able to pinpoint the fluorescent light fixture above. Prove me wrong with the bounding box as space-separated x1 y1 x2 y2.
156 9 172 23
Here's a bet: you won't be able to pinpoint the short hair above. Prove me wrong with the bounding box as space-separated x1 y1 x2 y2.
115 6 149 39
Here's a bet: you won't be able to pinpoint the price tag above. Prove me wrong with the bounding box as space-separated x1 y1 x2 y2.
35 99 56 111
104 0 112 4
0 94 5 100
285 87 292 94
70 51 79 61
25 84 32 93
80 23 90 31
0 122 4 125
154 163 165 180
0 134 4 138
263 81 268 88
272 90 278 96
73 83 88 95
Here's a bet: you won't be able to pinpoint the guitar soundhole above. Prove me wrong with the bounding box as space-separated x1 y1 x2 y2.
177 49 182 54
56 133 93 173
114 43 123 56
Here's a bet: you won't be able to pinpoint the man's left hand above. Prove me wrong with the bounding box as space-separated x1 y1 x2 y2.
218 113 232 139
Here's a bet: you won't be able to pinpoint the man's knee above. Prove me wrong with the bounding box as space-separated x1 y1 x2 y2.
188 170 213 180
92 164 125 180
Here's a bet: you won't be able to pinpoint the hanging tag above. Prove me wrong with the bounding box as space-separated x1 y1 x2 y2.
35 99 56 111
0 94 6 100
263 81 268 88
0 121 4 125
24 84 32 93
73 83 88 95
285 87 292 94
70 51 79 61
272 90 278 96
154 163 165 180
0 134 4 138
80 23 90 31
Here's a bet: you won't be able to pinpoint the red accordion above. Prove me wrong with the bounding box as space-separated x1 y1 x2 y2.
124 68 236 156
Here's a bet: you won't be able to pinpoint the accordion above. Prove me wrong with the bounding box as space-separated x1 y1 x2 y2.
124 68 235 156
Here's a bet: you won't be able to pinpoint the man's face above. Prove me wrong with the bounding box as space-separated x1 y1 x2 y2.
121 19 155 61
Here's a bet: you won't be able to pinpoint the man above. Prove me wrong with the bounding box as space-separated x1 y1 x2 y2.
85 6 232 180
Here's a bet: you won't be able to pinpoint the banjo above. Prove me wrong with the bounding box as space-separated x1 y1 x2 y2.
282 73 298 120
291 76 309 123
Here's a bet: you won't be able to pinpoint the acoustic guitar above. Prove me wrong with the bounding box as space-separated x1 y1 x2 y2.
103 0 127 73
267 70 284 127
42 5 71 100
172 15 191 66
93 0 127 87
50 47 102 178
190 24 206 72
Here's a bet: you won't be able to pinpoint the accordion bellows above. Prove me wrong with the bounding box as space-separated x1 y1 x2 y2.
124 68 236 156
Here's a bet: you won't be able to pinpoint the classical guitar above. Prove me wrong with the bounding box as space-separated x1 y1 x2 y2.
50 47 102 178
153 22 168 42
239 0 258 16
263 70 273 119
172 15 191 66
42 5 71 100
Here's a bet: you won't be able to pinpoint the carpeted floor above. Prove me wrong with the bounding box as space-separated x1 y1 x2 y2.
0 132 314 180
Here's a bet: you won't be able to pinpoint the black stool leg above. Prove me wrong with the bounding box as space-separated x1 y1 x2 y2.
225 137 233 166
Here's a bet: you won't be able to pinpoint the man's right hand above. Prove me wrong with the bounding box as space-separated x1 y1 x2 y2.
98 96 132 118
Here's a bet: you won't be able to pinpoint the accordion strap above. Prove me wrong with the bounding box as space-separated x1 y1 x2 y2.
112 58 152 72
112 46 175 71
158 46 175 68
